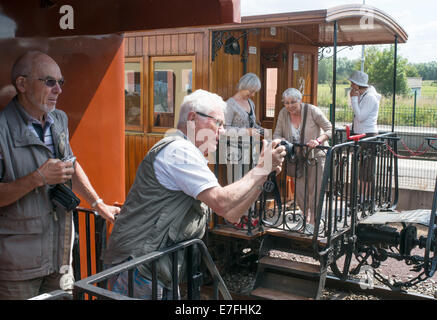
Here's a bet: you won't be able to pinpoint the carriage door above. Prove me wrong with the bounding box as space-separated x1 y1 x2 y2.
260 43 287 130
288 45 318 105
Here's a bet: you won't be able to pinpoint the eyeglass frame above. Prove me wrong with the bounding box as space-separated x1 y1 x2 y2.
195 111 224 128
19 75 65 88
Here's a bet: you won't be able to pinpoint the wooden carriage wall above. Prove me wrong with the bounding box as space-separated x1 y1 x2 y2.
123 5 408 193
123 20 320 193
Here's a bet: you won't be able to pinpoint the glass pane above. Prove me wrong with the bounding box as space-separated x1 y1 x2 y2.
292 53 312 103
265 68 278 118
125 62 142 127
153 60 192 128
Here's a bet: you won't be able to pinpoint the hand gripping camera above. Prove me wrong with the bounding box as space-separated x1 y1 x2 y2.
277 139 295 159
261 140 294 212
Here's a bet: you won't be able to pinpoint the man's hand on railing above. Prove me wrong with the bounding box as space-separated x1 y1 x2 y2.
93 201 120 223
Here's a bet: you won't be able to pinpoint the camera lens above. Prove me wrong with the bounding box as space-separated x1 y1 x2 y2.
278 140 294 159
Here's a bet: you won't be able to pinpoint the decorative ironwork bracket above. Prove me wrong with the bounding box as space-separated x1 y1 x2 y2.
318 46 354 61
211 29 255 62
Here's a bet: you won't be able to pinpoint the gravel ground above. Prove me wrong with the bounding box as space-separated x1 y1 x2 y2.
221 246 437 300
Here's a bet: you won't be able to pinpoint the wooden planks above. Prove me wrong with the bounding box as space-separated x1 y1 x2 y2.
124 30 209 193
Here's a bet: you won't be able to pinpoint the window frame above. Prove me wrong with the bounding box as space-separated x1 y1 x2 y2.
149 55 196 133
124 57 144 132
261 66 279 122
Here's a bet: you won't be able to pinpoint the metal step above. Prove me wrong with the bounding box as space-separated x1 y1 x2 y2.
259 233 320 258
251 256 326 300
258 256 320 278
251 287 313 300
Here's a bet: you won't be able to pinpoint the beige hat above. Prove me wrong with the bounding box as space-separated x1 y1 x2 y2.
348 70 369 87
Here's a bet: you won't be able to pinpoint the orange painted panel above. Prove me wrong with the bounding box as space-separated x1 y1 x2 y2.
0 0 240 37
0 35 125 205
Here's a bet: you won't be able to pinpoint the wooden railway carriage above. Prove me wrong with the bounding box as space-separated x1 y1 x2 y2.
117 5 435 299
1 1 436 300
123 4 408 194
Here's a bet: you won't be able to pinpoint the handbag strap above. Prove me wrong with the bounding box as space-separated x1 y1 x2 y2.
294 103 309 159
300 103 308 145
248 99 255 128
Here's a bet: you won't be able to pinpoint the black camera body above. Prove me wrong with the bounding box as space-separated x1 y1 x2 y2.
277 139 295 159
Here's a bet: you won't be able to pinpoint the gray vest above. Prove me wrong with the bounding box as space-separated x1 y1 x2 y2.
104 133 208 289
0 97 74 281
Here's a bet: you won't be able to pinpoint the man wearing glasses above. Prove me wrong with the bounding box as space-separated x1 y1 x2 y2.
104 89 286 299
0 51 120 299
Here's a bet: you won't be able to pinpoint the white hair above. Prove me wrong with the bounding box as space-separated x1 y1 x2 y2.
282 88 302 101
177 89 226 128
236 73 261 92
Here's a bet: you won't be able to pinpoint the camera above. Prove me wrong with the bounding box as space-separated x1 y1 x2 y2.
277 139 294 159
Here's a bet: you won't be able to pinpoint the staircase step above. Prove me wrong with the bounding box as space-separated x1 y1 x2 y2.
265 228 327 247
259 256 321 277
251 287 313 300
259 234 319 258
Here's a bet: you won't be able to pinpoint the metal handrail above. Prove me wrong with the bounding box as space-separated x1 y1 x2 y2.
73 238 232 300
72 207 107 283
28 290 73 300
315 131 399 254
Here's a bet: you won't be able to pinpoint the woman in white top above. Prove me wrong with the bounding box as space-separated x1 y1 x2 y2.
348 70 381 135
348 70 382 200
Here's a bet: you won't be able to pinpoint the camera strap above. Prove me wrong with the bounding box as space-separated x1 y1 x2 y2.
263 172 283 213
299 103 308 147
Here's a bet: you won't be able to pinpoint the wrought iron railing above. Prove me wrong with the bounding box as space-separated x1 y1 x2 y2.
73 238 232 300
72 207 108 284
211 132 399 243
317 132 399 258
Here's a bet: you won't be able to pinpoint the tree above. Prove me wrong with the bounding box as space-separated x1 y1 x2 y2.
318 55 357 84
405 63 419 77
415 62 437 80
318 58 332 84
337 57 356 83
357 46 409 96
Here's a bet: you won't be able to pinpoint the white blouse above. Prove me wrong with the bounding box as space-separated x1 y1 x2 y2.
351 85 381 134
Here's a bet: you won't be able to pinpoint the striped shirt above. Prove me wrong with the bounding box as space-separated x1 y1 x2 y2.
0 104 55 180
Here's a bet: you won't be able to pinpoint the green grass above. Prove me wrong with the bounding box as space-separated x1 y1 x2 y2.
317 82 437 127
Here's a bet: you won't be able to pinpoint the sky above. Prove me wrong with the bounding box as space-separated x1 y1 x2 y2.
241 0 437 64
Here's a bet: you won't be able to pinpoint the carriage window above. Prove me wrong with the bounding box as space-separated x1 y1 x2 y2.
292 52 312 103
125 59 143 131
265 67 278 118
151 57 194 131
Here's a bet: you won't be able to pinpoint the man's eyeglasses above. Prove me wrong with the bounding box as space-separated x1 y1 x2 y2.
195 111 224 128
20 75 65 88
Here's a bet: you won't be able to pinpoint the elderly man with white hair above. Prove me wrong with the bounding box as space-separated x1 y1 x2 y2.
104 89 286 299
